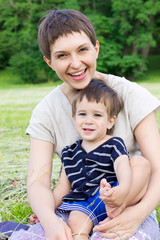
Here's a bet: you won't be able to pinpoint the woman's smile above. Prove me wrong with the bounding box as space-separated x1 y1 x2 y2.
49 31 99 89
68 68 87 81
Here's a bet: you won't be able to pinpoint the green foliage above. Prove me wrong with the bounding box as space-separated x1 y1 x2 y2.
9 52 39 83
0 0 160 82
88 0 160 79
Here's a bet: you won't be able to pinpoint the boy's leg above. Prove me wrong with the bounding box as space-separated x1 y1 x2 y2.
125 155 150 206
67 210 93 240
100 155 150 218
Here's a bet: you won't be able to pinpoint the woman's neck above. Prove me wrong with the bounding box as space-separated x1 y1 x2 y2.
60 72 109 103
60 82 76 104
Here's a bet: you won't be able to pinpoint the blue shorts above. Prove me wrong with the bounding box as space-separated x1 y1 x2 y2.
58 181 118 226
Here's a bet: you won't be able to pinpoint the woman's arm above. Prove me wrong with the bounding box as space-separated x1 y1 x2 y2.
94 112 160 239
27 137 55 222
134 111 160 214
27 137 73 240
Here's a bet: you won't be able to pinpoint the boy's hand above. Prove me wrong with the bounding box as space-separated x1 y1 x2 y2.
100 185 128 206
99 179 128 218
29 213 40 225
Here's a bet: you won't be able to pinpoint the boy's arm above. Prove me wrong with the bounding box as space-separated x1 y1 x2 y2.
114 154 131 195
53 165 71 209
100 155 131 207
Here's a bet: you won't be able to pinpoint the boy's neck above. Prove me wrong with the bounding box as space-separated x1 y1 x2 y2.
81 135 112 153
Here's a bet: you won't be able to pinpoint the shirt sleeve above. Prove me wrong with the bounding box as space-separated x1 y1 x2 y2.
126 82 160 131
110 137 129 162
26 97 56 144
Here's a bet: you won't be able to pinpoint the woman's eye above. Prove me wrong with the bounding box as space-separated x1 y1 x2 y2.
80 48 88 52
57 54 66 59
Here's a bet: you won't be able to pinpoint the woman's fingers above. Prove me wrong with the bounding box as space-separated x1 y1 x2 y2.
93 207 141 239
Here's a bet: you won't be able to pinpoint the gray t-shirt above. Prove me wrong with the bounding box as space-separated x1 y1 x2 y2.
26 74 160 158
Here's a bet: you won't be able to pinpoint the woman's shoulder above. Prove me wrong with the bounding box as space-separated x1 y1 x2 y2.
95 71 137 90
33 85 69 113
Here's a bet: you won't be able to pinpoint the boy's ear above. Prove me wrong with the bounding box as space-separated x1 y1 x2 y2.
107 116 117 130
72 114 75 120
43 56 55 71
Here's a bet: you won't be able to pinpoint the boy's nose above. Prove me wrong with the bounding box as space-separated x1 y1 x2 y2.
85 116 93 124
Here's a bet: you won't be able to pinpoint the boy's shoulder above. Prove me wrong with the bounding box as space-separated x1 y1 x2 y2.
103 136 125 146
61 139 82 156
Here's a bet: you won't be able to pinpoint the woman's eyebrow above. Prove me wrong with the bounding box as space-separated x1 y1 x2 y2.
54 43 90 54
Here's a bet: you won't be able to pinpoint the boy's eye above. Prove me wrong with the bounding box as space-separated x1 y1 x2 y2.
79 112 86 116
94 113 102 117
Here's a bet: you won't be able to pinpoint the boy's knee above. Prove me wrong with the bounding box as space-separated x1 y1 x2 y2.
67 211 79 229
130 155 151 176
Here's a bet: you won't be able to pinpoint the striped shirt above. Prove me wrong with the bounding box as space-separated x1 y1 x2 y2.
61 137 129 201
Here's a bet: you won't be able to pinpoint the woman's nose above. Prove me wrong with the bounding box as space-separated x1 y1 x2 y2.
70 54 81 68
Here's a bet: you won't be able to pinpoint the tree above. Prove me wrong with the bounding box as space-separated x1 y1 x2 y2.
86 0 160 79
0 0 160 82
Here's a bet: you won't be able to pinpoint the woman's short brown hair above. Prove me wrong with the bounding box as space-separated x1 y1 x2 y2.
38 9 97 60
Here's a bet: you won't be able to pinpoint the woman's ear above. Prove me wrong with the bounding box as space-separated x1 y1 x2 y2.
43 56 55 71
107 116 117 130
95 40 100 59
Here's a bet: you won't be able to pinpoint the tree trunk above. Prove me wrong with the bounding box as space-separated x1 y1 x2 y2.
142 46 150 58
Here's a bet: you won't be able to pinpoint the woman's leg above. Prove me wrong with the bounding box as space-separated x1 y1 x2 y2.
8 210 70 240
9 222 46 240
90 210 160 240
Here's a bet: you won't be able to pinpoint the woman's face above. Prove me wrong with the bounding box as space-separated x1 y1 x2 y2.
45 31 99 90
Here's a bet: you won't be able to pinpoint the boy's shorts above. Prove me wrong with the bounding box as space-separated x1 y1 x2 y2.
58 181 118 226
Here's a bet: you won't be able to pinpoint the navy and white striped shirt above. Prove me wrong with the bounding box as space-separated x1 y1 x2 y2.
61 137 129 201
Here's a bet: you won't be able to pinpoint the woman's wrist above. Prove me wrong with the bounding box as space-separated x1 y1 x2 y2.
40 209 58 230
126 200 149 224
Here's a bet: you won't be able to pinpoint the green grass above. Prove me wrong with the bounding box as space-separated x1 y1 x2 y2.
0 86 61 224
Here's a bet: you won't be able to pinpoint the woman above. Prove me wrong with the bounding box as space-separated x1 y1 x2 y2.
10 9 160 240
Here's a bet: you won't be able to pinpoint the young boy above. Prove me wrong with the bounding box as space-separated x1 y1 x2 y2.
57 79 143 239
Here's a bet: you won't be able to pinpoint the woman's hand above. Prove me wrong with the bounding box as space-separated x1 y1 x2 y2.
93 206 142 240
45 216 73 240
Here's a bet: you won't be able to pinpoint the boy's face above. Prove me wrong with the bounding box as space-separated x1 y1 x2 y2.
73 97 115 143
45 31 99 90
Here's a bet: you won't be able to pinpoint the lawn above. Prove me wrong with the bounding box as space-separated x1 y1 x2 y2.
0 70 160 230
0 85 61 224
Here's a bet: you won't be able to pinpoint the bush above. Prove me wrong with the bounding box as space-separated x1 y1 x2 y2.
9 52 40 84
